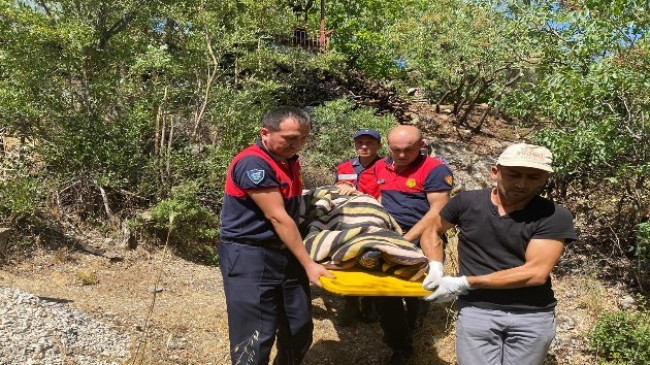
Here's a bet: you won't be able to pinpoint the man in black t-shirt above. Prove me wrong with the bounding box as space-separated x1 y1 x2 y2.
420 143 577 365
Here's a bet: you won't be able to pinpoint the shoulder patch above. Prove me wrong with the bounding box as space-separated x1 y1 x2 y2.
445 175 454 187
246 169 266 185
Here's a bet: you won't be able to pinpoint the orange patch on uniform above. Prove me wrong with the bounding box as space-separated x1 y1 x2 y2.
445 175 453 187
405 178 417 188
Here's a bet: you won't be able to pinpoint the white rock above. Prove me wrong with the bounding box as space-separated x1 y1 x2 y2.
0 287 130 365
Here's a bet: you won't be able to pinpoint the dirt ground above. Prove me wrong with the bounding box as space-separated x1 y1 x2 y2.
0 238 623 365
0 244 456 365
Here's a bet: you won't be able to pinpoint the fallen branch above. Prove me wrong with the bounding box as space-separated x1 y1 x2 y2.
74 240 105 256
58 180 82 195
96 183 114 219
118 188 149 201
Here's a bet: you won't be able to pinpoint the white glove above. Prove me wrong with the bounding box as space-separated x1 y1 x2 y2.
422 261 444 290
424 276 471 303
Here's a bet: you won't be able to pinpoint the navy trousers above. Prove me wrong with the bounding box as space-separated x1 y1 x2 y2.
376 297 422 352
375 234 425 353
219 241 313 365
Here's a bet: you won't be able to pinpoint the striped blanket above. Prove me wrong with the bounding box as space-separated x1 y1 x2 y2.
299 187 428 281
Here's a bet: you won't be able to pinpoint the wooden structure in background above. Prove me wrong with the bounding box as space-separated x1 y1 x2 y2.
290 0 333 52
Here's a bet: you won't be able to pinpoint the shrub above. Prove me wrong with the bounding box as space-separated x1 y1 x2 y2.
0 174 45 224
630 222 650 292
588 310 650 364
76 270 99 286
632 222 650 259
149 182 219 258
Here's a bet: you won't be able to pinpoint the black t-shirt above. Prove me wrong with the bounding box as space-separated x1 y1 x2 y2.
440 189 577 311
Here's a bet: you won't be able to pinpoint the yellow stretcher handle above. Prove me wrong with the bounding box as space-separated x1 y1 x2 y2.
319 269 432 297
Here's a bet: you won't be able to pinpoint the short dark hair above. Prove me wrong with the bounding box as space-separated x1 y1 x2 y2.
262 106 311 131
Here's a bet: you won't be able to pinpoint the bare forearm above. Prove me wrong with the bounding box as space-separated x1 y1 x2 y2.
248 188 333 286
467 239 564 289
406 191 450 243
403 223 424 243
421 215 454 263
404 210 436 242
420 232 444 262
467 265 552 290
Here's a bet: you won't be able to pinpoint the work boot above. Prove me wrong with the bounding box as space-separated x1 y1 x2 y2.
337 296 360 326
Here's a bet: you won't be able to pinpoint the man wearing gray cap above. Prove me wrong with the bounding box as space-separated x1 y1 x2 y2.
420 143 577 365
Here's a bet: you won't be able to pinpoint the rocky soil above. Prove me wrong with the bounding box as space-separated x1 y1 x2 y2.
0 287 130 365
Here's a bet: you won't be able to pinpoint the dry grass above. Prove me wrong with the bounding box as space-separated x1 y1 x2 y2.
573 276 611 318
443 232 460 276
553 274 619 331
0 246 229 364
75 269 99 285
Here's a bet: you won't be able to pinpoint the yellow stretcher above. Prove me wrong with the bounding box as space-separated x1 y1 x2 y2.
319 269 433 297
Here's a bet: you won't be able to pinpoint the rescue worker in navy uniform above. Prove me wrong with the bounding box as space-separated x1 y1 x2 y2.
421 143 577 365
333 129 383 325
219 106 333 365
373 125 454 365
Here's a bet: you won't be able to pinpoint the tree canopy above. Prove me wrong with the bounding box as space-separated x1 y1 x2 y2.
1 0 649 258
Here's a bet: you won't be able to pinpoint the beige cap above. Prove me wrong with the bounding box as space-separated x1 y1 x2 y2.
497 143 554 172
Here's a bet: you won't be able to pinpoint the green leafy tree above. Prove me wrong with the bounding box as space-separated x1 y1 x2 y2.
497 1 650 245
324 0 424 78
382 0 650 254
390 0 541 130
0 0 346 251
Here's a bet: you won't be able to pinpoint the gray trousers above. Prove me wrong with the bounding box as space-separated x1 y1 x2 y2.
456 301 556 365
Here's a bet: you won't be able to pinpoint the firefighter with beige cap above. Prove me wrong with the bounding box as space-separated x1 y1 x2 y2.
420 143 577 365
